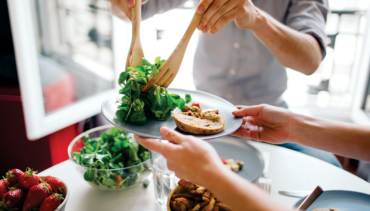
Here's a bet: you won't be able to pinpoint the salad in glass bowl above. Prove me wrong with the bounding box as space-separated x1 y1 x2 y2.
68 125 151 191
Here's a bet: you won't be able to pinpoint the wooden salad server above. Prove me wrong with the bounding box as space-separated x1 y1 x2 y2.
141 12 204 93
126 0 144 69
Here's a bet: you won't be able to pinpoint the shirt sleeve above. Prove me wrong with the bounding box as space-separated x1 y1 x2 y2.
142 0 192 20
284 0 329 59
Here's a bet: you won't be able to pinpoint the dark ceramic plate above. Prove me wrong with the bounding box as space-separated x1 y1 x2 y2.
209 136 264 182
294 190 370 211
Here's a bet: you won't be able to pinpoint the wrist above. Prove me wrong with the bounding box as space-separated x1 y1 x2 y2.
249 7 268 33
200 164 231 189
289 112 315 144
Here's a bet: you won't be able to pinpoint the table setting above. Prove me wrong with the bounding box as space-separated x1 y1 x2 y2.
41 2 370 210
2 1 370 211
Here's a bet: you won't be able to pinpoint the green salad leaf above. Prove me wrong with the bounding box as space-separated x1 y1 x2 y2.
72 127 150 189
117 57 191 124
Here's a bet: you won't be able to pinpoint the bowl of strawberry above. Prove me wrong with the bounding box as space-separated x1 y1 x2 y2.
0 168 69 211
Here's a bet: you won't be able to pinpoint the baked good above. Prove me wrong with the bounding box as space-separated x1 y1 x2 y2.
173 109 225 135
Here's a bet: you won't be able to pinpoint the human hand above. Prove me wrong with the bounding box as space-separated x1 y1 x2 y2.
134 127 225 186
196 0 262 34
110 0 147 21
231 104 296 144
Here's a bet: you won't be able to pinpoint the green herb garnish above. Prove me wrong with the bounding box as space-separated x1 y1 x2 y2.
117 57 191 124
72 128 150 189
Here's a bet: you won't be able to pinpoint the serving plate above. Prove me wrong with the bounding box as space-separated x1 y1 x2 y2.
294 190 370 211
209 136 264 182
102 88 243 140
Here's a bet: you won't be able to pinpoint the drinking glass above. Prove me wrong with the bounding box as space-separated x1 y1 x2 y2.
150 150 179 206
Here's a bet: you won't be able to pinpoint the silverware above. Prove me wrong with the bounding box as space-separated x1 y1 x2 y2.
279 190 311 198
296 186 323 211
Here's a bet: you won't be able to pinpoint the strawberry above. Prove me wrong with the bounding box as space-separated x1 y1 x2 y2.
18 168 39 191
39 193 63 211
3 188 26 208
6 169 24 187
44 176 64 195
22 183 52 211
0 180 10 201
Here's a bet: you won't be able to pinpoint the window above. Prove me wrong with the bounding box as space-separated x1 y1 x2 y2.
33 0 115 114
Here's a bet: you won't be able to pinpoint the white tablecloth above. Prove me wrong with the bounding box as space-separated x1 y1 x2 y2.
39 141 370 211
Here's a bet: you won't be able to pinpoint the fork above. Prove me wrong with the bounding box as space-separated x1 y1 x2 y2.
140 11 204 93
125 0 145 70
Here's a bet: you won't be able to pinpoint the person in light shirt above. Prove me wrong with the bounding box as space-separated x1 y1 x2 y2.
135 104 370 211
111 0 342 167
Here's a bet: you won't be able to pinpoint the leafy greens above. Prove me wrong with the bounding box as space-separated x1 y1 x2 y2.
72 127 150 190
117 57 192 124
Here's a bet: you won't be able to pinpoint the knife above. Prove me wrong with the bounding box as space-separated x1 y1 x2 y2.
296 186 323 211
278 190 311 198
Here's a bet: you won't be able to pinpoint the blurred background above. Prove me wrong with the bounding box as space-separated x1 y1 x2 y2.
1 0 370 181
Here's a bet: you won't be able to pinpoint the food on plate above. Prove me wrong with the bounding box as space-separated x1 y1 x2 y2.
72 127 150 190
116 57 191 124
0 168 66 211
221 159 244 173
174 102 225 135
170 179 232 211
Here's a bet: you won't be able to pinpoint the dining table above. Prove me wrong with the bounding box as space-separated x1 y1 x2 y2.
38 139 370 211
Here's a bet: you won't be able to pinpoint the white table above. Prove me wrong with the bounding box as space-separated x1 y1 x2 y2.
39 141 370 211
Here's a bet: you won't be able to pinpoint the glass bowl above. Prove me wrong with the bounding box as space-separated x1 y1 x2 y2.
67 125 151 191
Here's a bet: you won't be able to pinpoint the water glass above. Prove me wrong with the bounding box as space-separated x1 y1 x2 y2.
150 150 179 206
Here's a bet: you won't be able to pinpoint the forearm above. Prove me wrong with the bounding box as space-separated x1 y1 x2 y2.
204 168 290 211
292 114 370 162
250 9 322 75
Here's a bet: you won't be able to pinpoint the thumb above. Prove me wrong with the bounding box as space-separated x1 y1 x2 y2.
128 0 135 8
232 105 265 117
160 127 184 144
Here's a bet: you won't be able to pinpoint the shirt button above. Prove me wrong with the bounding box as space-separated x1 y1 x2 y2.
234 42 239 48
227 93 233 100
229 69 236 75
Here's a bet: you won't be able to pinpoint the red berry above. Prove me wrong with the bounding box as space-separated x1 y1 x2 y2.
3 188 26 208
18 168 39 191
0 180 10 201
45 176 65 194
22 183 52 211
39 193 64 211
6 169 24 186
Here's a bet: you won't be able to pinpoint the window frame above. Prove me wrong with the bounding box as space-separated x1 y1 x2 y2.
7 0 125 140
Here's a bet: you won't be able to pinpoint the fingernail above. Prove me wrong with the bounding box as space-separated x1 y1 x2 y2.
161 126 170 137
202 26 207 33
198 23 203 30
128 0 133 6
198 6 204 13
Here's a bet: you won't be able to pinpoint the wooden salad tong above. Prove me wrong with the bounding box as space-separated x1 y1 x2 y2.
141 12 204 93
126 0 144 69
